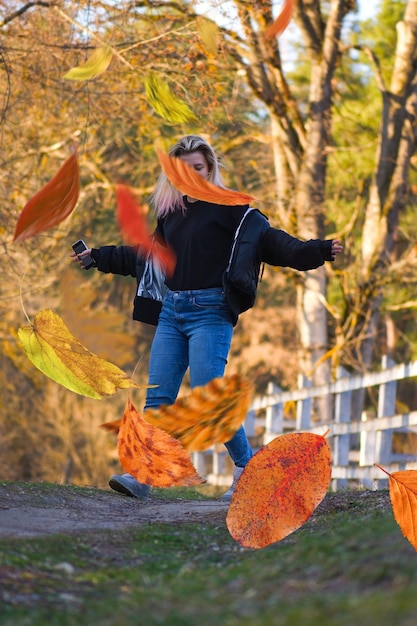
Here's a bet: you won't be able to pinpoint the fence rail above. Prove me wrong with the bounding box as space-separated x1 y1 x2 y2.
192 356 417 490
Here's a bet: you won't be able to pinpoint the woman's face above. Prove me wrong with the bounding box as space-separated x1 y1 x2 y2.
179 151 210 180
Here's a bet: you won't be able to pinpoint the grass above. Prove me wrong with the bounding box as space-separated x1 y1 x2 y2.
1 485 417 625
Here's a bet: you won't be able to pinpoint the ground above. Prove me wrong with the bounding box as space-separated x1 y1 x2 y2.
0 482 392 538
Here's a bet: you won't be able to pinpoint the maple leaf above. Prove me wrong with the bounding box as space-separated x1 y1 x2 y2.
13 149 79 243
265 0 296 39
63 46 113 81
116 184 176 276
375 464 417 552
118 399 204 487
101 374 253 451
18 309 140 399
156 149 255 207
226 431 332 549
144 72 197 124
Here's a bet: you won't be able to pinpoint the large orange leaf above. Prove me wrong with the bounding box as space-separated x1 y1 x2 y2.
145 374 253 451
157 149 255 207
18 309 140 399
101 374 253 451
265 0 296 39
375 465 417 552
226 432 332 549
118 399 204 487
116 184 176 276
13 149 79 243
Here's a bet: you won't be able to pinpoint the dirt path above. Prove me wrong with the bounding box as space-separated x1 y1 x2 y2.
0 482 392 539
0 483 229 538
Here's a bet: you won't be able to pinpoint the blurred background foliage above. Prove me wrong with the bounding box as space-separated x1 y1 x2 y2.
1 0 417 485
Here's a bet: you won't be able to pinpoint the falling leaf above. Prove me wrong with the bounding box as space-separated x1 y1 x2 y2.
118 399 204 487
144 72 197 124
63 46 113 81
226 431 332 549
101 374 253 451
375 464 417 552
265 0 296 39
145 374 253 451
18 309 140 399
116 184 176 276
196 16 219 56
157 149 255 206
13 150 79 243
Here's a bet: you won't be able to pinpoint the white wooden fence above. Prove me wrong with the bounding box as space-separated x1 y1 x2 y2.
192 356 417 491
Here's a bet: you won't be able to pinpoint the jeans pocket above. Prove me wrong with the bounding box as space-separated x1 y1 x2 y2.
192 292 225 310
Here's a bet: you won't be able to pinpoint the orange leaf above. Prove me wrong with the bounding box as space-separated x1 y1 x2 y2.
116 184 176 276
226 432 332 549
101 375 253 451
145 374 254 451
375 465 417 552
118 399 204 487
13 149 80 242
265 0 296 40
156 149 255 207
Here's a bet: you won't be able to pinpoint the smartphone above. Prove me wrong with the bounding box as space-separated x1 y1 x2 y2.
72 239 96 269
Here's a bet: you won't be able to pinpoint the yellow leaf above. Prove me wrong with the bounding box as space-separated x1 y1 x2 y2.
18 309 139 399
64 46 113 81
196 17 219 56
144 72 197 124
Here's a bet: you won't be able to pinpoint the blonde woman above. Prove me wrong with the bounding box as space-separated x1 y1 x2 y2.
74 135 343 501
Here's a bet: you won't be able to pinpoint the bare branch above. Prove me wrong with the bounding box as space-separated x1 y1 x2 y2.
1 1 56 27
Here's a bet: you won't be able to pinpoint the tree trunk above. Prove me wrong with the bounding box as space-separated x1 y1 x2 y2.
349 0 417 376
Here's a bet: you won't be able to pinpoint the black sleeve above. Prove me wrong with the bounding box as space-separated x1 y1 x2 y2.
90 245 140 277
261 228 334 271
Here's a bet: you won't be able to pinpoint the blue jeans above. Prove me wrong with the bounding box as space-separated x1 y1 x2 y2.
144 288 253 468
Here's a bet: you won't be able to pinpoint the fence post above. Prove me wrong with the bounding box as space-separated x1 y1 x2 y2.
244 409 256 438
264 382 283 444
296 374 312 430
374 355 396 487
331 366 351 491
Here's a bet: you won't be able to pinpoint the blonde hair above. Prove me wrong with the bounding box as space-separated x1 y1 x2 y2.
150 135 224 217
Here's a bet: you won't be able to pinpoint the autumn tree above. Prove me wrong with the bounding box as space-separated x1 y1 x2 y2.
0 0 273 481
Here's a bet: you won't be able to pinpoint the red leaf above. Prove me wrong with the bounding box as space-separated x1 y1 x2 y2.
13 149 80 242
265 0 296 40
116 184 176 276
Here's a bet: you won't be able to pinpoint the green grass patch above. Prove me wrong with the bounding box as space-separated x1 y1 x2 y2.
1 487 417 625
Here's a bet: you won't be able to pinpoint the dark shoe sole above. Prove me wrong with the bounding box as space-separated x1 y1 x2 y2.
109 477 135 497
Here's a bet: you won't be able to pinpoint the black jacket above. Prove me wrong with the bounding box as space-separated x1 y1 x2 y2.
223 208 333 324
91 210 334 326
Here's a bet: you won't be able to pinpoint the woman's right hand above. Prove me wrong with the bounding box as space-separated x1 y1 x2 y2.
70 248 93 269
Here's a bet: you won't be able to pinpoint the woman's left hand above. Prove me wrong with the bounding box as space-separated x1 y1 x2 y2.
331 239 343 260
